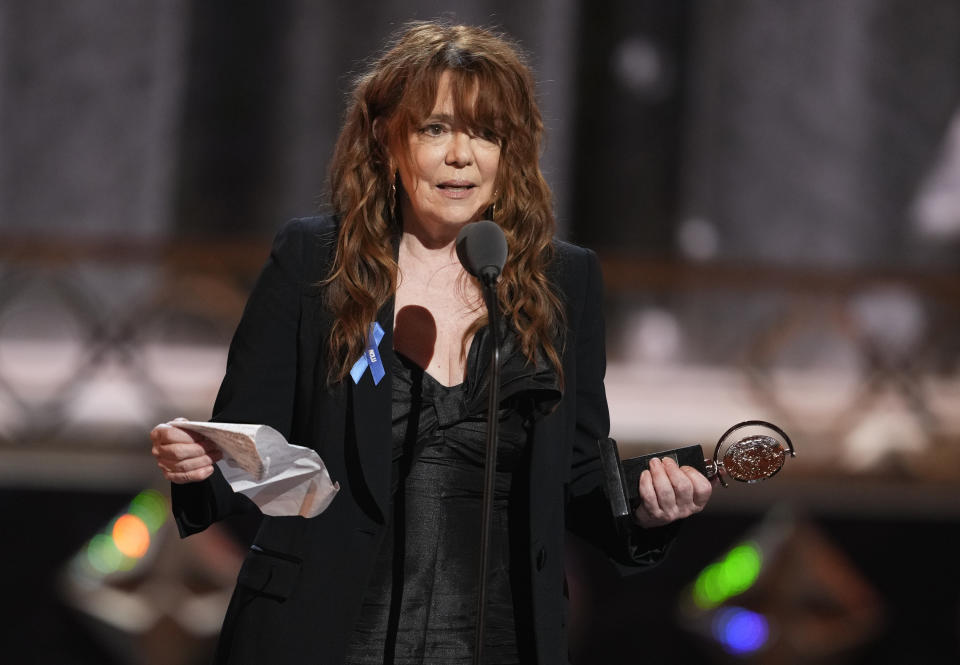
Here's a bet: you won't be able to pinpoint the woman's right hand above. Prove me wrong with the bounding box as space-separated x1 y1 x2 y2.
150 420 223 484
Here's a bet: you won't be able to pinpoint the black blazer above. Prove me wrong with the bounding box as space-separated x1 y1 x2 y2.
172 216 673 665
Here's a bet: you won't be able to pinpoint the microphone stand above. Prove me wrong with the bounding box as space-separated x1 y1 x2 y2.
472 268 501 665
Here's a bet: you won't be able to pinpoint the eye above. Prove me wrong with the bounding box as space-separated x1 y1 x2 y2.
419 123 447 137
472 128 500 145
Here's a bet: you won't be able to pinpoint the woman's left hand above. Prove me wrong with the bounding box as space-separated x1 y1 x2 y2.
633 456 713 528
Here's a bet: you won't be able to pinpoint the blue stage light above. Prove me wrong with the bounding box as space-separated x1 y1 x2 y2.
712 606 769 655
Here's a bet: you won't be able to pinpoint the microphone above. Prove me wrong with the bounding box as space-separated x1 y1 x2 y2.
456 219 507 665
456 220 507 286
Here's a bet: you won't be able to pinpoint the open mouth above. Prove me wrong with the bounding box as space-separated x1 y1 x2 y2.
437 181 476 191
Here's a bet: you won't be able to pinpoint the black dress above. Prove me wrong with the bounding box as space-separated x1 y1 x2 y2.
344 325 560 665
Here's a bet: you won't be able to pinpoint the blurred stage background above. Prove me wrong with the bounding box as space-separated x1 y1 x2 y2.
1 1 959 663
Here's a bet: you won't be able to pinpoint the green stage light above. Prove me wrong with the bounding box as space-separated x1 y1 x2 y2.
129 489 168 533
693 541 763 608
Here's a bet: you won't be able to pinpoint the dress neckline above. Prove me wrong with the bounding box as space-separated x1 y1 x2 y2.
393 350 467 392
393 327 482 391
393 319 563 423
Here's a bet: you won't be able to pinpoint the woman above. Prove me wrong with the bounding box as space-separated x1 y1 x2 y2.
150 21 712 665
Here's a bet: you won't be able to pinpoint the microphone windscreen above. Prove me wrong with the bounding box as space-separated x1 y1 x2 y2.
455 220 507 280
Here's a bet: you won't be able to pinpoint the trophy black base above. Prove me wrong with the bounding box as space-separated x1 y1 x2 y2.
598 438 707 522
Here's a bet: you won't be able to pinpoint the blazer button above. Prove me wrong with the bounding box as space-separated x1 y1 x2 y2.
536 548 547 571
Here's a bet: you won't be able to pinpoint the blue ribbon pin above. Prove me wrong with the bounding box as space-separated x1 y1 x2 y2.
350 322 386 385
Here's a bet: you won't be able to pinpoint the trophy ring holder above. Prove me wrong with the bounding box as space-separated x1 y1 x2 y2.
599 420 796 524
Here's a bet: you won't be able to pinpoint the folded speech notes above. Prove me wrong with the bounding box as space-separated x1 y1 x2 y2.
166 420 339 518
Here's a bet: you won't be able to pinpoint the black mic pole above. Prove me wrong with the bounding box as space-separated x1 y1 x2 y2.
456 221 506 665
473 266 501 665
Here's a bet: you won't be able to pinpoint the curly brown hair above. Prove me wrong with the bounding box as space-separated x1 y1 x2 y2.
324 20 564 384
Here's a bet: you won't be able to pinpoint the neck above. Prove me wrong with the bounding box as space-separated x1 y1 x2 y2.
399 228 459 267
400 194 478 244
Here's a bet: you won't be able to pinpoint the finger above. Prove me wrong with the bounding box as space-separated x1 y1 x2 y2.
634 470 670 528
155 441 221 465
632 499 661 528
662 457 695 508
637 468 665 521
648 458 678 513
164 422 217 446
155 423 204 444
682 466 713 509
194 438 221 455
155 425 220 454
155 439 206 461
163 465 216 484
158 452 221 474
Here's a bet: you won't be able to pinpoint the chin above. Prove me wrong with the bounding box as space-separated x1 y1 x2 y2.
437 209 487 225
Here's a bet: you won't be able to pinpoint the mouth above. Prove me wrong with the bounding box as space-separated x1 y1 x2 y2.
436 180 476 192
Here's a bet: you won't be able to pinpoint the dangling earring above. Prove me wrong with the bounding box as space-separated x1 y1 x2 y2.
388 172 398 222
490 190 502 220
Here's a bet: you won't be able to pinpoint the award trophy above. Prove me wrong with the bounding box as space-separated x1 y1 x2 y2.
599 420 795 524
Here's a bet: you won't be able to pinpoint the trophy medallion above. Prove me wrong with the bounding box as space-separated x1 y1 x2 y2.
599 420 795 522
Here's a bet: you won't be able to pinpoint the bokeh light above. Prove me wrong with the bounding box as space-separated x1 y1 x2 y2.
86 533 125 575
112 514 150 557
72 489 170 578
129 489 168 532
712 606 769 654
693 541 763 608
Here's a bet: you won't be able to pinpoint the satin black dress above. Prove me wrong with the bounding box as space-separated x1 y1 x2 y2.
344 325 560 665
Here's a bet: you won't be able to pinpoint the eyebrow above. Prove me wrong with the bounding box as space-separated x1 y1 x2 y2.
424 113 455 124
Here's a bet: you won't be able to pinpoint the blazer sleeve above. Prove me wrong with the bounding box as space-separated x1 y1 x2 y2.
563 247 678 568
171 218 312 537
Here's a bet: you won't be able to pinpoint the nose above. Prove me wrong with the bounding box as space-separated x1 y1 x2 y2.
445 131 473 167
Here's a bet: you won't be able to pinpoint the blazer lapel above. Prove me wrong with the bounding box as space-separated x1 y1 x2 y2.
350 296 395 519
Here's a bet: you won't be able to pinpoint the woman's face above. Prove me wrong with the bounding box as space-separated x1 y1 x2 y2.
395 71 501 238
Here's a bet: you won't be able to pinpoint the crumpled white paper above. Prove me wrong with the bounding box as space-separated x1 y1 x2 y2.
168 420 339 518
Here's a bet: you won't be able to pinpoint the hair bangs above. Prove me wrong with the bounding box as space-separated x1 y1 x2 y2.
446 67 513 142
388 60 520 145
